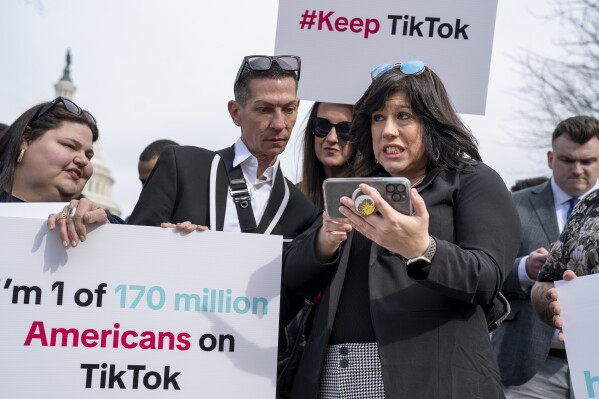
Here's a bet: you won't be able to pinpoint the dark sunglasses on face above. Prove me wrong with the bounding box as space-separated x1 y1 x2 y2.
310 117 352 141
29 96 97 127
234 55 301 88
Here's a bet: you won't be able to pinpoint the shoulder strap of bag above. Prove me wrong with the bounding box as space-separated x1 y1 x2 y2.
209 154 221 231
216 147 258 233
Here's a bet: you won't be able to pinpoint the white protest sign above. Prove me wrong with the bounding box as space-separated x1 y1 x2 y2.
275 0 498 115
0 202 67 218
556 274 599 399
0 216 282 398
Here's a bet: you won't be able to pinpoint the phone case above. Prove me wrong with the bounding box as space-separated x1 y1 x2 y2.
322 177 412 218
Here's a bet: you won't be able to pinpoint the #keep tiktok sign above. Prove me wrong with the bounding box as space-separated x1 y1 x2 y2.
275 0 498 115
0 215 282 398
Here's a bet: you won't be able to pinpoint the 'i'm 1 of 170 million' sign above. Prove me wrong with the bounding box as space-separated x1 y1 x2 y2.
0 215 282 398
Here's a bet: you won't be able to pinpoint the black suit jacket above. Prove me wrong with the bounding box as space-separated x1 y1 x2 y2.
492 181 558 385
128 145 320 337
130 145 319 236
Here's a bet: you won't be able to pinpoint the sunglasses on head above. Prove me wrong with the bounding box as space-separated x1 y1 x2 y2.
370 59 435 89
29 96 97 127
310 117 352 141
234 55 301 87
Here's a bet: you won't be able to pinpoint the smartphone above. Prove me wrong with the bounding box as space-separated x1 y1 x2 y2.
322 177 412 218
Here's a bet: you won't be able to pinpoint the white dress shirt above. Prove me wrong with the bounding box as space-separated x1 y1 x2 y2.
222 138 279 232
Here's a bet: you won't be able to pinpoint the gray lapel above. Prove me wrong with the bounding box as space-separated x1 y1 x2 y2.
529 182 559 242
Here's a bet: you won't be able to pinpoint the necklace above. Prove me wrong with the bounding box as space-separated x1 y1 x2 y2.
411 175 426 187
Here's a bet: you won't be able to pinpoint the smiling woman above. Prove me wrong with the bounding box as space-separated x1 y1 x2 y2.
0 97 99 203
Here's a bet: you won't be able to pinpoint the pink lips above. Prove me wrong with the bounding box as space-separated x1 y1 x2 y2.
65 168 82 180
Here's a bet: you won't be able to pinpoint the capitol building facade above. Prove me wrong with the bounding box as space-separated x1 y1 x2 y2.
54 51 121 216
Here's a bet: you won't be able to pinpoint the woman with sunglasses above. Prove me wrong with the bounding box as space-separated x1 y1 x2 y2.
283 61 521 398
299 102 354 210
0 97 98 204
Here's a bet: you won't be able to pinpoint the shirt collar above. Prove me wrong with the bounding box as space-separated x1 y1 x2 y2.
232 138 279 183
551 178 571 207
551 177 599 206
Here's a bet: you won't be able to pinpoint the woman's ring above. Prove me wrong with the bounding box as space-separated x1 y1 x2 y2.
68 207 77 218
57 212 67 220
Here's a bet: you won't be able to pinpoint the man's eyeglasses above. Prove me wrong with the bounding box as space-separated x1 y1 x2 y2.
370 60 435 89
234 55 301 87
29 96 97 127
310 117 352 141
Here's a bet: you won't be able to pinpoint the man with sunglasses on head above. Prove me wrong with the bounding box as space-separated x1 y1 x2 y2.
128 53 319 354
129 54 317 234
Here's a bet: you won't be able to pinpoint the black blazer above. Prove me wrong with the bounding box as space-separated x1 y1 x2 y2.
284 162 521 399
128 145 320 335
129 145 319 237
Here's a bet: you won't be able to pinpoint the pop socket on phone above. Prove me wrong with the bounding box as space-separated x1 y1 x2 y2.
352 188 376 216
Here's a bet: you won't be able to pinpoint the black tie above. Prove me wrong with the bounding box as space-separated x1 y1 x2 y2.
566 197 580 220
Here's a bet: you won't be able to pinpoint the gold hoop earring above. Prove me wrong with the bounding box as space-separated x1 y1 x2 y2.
17 149 25 164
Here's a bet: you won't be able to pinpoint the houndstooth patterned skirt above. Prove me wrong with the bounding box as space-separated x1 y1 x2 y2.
319 343 386 399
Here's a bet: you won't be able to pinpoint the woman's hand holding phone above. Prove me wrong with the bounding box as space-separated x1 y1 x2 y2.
338 184 430 259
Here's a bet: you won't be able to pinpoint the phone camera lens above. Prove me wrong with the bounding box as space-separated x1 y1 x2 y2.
396 184 406 193
385 184 395 193
392 193 402 201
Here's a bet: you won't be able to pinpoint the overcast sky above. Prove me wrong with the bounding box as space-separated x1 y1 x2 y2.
1 0 562 215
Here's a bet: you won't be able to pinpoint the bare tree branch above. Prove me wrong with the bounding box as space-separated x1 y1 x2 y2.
514 0 599 147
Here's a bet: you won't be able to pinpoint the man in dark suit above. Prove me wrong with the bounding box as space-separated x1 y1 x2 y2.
128 55 319 345
129 55 317 233
492 115 599 398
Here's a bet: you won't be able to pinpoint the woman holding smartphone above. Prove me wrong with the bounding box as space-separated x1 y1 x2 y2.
283 60 521 398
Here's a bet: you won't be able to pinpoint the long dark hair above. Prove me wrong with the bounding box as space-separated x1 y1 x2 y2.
351 65 480 177
300 102 355 209
0 101 99 194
